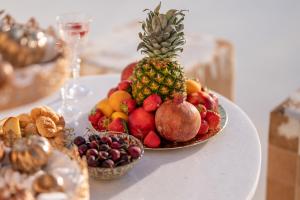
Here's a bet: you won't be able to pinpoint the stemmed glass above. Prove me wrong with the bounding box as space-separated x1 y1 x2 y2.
57 12 92 99
56 13 91 121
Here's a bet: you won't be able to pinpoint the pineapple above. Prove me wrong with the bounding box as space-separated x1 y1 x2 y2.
132 2 187 104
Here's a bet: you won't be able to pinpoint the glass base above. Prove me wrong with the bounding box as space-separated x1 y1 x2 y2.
57 105 82 123
66 83 92 100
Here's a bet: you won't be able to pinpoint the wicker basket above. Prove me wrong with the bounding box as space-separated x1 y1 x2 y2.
62 147 90 200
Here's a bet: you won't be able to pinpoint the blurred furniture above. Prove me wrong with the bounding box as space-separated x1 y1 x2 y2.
0 74 260 200
81 22 235 101
0 12 67 111
267 89 300 200
0 57 68 111
0 21 234 111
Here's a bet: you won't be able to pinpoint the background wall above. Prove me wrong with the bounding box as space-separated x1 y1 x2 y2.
1 0 300 199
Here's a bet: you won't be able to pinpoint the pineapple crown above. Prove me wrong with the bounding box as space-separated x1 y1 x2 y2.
137 2 187 59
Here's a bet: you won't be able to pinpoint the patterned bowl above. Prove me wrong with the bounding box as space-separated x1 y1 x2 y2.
85 131 144 180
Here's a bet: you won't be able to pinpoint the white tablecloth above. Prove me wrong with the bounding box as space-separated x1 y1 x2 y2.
0 74 261 200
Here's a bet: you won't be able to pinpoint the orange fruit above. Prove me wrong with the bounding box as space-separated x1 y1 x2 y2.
96 99 114 117
186 80 201 94
111 112 128 121
108 91 131 111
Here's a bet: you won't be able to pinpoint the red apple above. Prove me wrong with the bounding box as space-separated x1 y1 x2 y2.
198 91 216 111
121 62 137 81
128 108 155 140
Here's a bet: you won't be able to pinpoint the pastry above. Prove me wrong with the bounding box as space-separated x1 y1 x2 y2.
30 107 47 121
9 135 52 173
0 117 7 136
2 117 21 146
24 123 38 136
42 106 60 124
0 140 5 162
31 106 60 124
0 185 35 200
32 173 63 194
36 116 57 138
17 113 33 128
0 106 66 149
0 137 88 200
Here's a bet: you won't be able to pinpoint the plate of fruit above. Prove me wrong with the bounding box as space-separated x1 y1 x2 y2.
88 78 227 150
88 3 228 150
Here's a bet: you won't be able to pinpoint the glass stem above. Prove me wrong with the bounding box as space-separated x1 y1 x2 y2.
60 84 67 107
71 36 80 81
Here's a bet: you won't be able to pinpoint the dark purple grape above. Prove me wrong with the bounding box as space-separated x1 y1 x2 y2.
101 136 112 145
90 141 99 150
120 143 129 149
118 138 125 144
116 160 127 166
99 144 110 151
86 142 91 148
119 148 128 156
110 135 119 142
86 149 98 157
87 155 98 167
120 154 131 164
110 141 121 149
74 136 86 146
128 145 141 159
110 149 121 161
101 159 114 168
78 144 88 156
98 151 109 160
89 134 100 142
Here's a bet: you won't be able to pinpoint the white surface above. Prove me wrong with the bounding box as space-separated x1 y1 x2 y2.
1 1 300 199
0 75 261 200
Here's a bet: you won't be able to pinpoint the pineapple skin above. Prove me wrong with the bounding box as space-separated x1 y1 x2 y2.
132 57 187 105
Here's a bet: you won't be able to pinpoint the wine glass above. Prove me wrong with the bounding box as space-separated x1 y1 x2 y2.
56 12 92 99
56 84 81 123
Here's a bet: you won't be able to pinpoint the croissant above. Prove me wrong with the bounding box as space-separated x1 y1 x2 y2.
31 106 60 124
42 106 60 124
24 123 38 136
31 107 46 121
17 113 33 128
36 116 57 138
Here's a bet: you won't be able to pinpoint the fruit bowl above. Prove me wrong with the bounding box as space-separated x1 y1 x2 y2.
87 3 227 151
73 131 144 180
88 104 227 150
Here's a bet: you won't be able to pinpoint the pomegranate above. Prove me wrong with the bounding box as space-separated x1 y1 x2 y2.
155 100 201 142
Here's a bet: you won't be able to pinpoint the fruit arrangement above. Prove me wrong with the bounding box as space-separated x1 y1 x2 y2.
73 131 144 180
88 3 224 149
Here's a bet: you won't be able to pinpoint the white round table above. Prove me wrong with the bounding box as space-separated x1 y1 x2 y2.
0 74 261 200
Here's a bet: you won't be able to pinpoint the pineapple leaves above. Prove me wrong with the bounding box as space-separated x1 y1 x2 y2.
138 2 187 58
137 42 146 51
166 9 177 20
159 14 168 29
154 2 161 14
